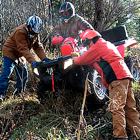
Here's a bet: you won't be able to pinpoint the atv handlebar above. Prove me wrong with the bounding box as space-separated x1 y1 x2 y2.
38 55 72 68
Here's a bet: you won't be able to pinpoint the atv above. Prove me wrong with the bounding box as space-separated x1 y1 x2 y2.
35 25 139 109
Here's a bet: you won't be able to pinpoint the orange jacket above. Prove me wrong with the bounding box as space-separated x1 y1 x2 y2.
74 38 133 87
3 24 46 63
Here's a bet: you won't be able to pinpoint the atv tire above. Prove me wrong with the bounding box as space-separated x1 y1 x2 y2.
87 70 108 111
124 56 140 82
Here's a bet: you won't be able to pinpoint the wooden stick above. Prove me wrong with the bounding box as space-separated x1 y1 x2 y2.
77 73 89 140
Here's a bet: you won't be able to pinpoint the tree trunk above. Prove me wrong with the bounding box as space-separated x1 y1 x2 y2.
94 0 104 32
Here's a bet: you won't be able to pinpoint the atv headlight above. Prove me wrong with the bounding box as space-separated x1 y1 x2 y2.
33 68 39 76
64 58 73 69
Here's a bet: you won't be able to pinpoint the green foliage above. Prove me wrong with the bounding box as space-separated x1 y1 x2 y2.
11 113 70 139
132 82 140 92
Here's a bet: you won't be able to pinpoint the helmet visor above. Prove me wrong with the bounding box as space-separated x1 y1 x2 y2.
59 11 71 20
32 24 42 34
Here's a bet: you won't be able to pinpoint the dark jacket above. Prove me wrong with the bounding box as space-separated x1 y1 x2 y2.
52 14 93 38
3 24 46 63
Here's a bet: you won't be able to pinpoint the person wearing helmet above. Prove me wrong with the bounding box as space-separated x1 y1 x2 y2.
72 29 140 140
0 15 49 101
59 1 75 23
51 1 93 46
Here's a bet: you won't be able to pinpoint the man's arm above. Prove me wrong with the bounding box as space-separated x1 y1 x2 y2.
33 35 46 60
73 45 98 65
77 15 93 31
15 30 36 63
51 24 63 37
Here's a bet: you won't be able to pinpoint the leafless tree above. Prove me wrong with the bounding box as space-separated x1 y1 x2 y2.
0 0 50 48
0 0 139 48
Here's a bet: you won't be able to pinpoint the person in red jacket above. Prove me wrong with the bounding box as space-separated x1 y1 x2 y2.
72 29 140 140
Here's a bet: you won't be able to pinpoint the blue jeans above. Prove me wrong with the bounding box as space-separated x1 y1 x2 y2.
0 56 28 95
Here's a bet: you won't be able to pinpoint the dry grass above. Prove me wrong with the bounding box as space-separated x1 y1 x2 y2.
0 47 140 140
1 85 139 140
0 89 112 140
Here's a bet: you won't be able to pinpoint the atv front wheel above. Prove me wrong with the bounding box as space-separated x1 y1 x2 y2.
88 70 107 104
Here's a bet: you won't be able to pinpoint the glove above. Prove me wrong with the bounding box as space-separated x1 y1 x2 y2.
71 52 80 57
31 61 40 69
42 57 52 62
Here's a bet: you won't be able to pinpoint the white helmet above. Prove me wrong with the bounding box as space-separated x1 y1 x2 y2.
27 15 43 34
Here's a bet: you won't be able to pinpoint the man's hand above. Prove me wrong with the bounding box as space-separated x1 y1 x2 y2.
71 52 80 57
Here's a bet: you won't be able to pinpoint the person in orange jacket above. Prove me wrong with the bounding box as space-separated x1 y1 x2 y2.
0 15 50 101
72 29 140 140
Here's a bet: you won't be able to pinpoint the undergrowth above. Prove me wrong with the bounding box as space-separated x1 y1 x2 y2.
0 90 113 140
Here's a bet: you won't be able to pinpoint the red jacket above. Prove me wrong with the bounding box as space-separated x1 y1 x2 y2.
74 38 133 87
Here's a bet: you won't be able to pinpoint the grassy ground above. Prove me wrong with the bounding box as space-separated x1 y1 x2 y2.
0 81 139 140
0 46 140 140
0 89 111 140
